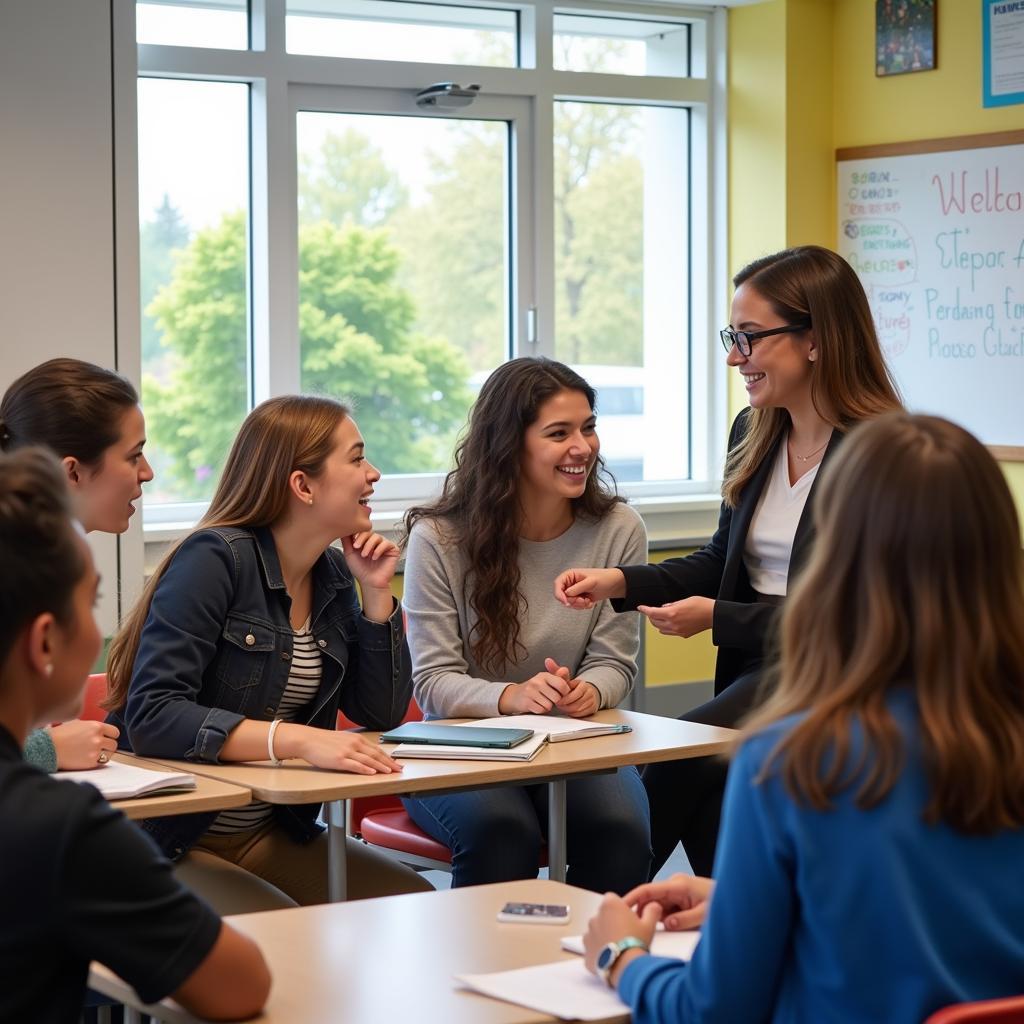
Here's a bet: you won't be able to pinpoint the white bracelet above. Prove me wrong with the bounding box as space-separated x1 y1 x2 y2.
267 718 284 766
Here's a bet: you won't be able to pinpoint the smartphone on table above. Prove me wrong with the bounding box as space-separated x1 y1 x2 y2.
496 902 571 924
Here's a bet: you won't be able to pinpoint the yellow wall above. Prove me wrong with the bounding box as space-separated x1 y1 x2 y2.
728 0 1024 517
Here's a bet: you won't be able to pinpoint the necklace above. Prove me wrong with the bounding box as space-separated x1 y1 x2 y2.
788 436 829 462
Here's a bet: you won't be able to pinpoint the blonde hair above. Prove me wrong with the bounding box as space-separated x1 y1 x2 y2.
723 246 902 507
745 413 1024 834
105 395 349 711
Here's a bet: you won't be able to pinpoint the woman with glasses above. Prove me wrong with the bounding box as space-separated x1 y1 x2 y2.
554 245 902 877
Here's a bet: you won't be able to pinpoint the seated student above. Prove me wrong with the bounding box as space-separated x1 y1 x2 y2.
105 395 431 906
402 357 652 892
581 413 1024 1023
0 447 270 1022
1 358 153 772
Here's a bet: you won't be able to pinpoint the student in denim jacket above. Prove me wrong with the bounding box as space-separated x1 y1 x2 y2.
105 395 431 908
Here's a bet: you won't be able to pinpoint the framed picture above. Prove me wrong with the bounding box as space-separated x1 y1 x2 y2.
876 0 937 77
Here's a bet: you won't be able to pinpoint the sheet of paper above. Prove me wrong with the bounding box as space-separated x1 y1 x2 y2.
55 761 195 800
561 927 701 961
457 958 628 1021
469 714 605 738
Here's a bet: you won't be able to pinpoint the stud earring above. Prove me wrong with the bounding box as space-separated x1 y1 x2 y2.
44 664 53 678
308 498 314 506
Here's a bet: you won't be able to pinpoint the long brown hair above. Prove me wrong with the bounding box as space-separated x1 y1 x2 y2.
723 246 902 507
105 395 349 710
1 358 138 465
404 357 621 674
745 413 1024 834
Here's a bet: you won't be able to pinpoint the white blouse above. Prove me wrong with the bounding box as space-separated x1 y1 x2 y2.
743 438 820 597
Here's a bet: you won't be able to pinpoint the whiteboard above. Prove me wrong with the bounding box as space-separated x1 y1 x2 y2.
836 131 1024 458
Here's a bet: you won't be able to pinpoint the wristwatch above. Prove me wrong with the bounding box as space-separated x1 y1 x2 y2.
596 936 650 987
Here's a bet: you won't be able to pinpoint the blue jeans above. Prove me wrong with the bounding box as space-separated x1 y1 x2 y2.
402 767 652 893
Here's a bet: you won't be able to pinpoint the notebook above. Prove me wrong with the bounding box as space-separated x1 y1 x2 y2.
469 714 632 743
560 924 701 960
55 761 197 800
390 731 547 762
379 722 535 749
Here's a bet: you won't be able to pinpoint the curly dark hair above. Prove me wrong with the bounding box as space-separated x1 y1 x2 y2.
404 357 622 674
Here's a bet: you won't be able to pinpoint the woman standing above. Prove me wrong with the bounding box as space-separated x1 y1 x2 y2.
1 357 153 772
402 357 652 892
556 246 903 875
106 394 431 907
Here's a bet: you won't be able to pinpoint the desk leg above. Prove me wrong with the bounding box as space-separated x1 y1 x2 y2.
124 1009 142 1024
327 798 348 902
547 779 567 882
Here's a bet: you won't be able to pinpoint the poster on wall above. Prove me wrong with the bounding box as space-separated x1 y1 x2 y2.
876 0 937 76
983 0 1024 106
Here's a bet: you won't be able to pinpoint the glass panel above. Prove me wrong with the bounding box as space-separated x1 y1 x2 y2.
553 13 688 77
137 0 249 49
137 79 250 505
287 0 517 66
554 101 690 483
296 111 510 474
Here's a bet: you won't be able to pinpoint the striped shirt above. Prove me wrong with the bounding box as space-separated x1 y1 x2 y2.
207 621 323 836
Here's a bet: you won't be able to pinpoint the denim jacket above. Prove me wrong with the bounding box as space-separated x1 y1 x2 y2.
112 525 411 860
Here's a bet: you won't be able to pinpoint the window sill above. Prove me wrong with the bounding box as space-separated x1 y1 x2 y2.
142 491 720 562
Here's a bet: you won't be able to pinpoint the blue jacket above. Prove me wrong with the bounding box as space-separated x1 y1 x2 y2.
112 525 411 860
618 690 1024 1023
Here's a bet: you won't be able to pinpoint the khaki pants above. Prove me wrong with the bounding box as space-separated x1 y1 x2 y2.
174 823 434 915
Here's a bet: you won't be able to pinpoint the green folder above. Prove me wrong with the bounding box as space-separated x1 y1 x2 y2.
379 722 535 749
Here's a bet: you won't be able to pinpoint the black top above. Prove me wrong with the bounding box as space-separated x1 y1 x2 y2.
614 409 845 695
0 724 221 1023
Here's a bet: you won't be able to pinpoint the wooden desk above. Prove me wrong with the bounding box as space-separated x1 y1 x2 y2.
143 710 735 900
107 754 252 821
89 878 623 1024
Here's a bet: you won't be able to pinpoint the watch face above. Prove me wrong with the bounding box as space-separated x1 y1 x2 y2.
596 944 617 972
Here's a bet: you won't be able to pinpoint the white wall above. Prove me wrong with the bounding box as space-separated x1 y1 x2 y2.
0 0 122 634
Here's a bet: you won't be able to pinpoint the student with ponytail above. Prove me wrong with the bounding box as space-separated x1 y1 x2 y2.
0 447 269 1022
1 358 153 773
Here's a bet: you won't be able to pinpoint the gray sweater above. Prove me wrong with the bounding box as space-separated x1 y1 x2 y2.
404 502 647 718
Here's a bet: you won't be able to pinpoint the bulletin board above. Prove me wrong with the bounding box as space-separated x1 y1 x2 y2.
836 130 1024 460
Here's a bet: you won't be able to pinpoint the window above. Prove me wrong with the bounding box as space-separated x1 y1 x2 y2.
127 0 725 531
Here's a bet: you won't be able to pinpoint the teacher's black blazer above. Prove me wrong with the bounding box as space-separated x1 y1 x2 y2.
614 408 844 696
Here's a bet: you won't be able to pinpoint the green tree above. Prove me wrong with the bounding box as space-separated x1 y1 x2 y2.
298 129 408 229
146 211 471 499
145 212 249 500
553 101 643 366
387 124 507 375
139 195 189 365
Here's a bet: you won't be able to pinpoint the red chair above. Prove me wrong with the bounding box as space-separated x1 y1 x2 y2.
338 700 456 870
925 997 1024 1024
79 673 109 722
338 701 547 872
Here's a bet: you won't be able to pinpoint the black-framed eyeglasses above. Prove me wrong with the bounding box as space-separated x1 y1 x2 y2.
719 321 812 356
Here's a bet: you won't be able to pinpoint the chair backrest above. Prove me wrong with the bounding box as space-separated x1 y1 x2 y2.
925 996 1024 1024
79 673 109 722
338 698 423 833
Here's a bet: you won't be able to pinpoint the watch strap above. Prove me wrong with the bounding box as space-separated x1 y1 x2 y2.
597 936 650 986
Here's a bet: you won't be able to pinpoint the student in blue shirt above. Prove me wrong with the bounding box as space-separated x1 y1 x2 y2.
582 412 1024 1023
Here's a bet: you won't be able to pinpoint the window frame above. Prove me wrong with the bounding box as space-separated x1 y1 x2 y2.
114 0 729 546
